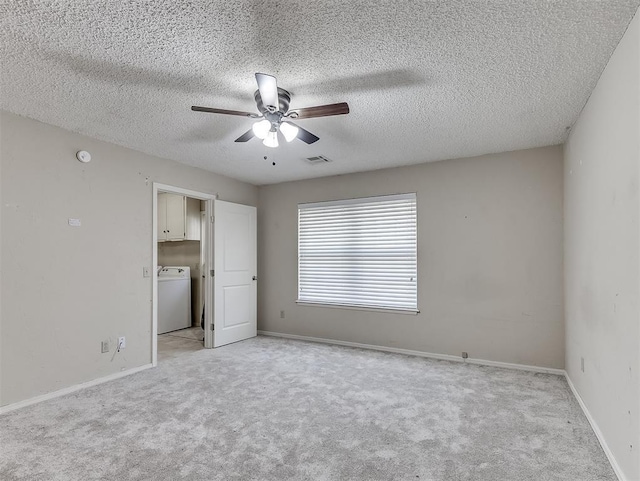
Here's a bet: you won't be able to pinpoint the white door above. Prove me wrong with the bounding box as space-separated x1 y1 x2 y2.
199 210 206 333
213 200 257 347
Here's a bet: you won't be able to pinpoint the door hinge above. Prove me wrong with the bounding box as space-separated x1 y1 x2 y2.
210 323 214 331
210 215 214 223
210 270 214 277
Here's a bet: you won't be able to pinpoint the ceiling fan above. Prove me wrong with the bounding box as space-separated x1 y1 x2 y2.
191 73 349 148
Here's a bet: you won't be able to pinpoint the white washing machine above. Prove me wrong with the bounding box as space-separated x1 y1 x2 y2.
158 266 191 334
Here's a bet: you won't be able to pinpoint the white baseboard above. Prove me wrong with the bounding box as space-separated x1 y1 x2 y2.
0 363 154 415
257 330 565 375
564 373 626 481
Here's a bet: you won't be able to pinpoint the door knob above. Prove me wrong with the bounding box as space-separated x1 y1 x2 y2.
252 276 257 281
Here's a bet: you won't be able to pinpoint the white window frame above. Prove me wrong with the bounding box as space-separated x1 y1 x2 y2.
297 193 418 314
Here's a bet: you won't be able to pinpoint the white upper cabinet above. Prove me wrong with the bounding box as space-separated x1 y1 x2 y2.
158 193 201 242
164 193 185 241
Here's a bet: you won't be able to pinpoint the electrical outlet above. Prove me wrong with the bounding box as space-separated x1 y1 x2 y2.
280 310 285 319
118 337 126 350
462 352 468 359
101 340 110 353
581 357 584 372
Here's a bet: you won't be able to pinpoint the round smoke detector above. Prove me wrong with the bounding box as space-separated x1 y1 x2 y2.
76 150 91 163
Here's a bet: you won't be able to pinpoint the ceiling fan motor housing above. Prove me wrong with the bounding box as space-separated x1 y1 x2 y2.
254 88 291 114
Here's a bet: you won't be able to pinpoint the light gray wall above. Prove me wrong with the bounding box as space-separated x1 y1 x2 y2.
258 146 564 369
0 111 258 406
564 9 639 480
158 241 201 271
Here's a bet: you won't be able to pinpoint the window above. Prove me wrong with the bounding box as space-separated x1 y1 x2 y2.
297 193 418 312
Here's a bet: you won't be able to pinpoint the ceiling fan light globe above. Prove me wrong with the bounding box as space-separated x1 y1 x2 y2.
279 122 299 142
252 119 271 140
263 130 279 148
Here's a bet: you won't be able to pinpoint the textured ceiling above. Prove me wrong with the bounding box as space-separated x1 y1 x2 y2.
1 1 638 185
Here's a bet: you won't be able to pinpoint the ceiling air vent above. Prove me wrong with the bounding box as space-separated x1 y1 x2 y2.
305 155 332 164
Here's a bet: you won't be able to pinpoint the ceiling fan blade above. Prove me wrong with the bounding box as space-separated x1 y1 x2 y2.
288 122 319 144
191 106 259 118
255 73 279 110
289 102 349 120
234 129 255 142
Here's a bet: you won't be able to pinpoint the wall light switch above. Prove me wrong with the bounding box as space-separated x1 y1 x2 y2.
68 218 81 227
143 267 150 278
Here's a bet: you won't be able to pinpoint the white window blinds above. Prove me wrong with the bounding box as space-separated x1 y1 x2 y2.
298 193 417 312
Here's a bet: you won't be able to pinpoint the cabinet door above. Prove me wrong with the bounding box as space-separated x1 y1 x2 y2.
157 193 167 241
165 193 186 241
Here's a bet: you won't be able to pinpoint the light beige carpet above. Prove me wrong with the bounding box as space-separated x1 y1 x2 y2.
0 336 614 480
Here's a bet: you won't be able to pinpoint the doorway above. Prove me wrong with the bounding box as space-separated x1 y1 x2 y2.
152 184 215 366
152 184 257 366
156 194 205 360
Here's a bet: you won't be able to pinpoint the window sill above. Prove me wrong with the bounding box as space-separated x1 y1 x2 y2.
296 301 420 315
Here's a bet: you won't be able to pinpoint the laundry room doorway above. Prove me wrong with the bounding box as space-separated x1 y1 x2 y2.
151 184 257 366
153 184 214 365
